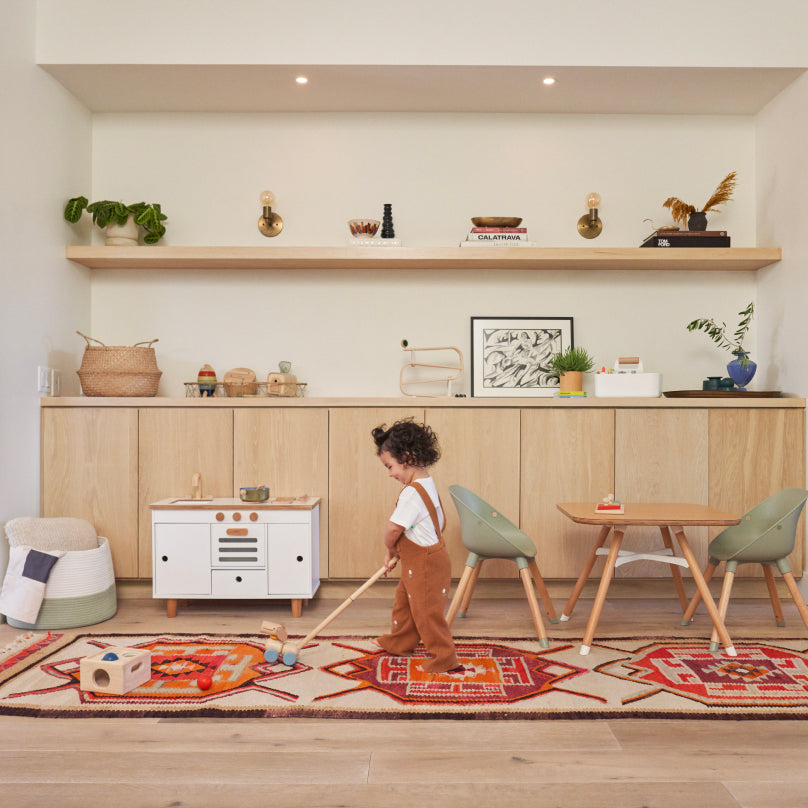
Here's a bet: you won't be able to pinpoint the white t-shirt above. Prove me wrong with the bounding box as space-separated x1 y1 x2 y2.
389 477 443 547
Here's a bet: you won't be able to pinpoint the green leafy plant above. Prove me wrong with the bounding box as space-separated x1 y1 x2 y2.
686 301 754 367
547 345 596 379
64 196 168 244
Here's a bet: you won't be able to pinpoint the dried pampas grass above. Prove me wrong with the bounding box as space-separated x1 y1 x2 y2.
663 171 737 227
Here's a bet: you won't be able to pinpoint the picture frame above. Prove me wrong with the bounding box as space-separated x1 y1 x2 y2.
470 316 574 397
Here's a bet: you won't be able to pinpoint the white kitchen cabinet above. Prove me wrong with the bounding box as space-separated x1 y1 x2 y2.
151 497 320 617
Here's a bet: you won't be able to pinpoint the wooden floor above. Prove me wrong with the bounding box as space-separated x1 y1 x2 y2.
2 587 808 808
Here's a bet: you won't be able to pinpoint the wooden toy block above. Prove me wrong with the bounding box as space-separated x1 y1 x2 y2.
80 647 152 695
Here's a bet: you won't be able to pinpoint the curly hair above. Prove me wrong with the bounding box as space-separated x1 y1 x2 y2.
371 418 441 468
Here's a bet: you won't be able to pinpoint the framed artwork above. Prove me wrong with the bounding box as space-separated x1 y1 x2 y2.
470 316 574 397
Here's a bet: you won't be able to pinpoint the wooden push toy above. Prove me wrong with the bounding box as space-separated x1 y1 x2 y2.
80 647 152 695
261 563 393 666
596 493 624 514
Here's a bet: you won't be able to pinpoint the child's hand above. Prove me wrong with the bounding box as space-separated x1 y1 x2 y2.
383 549 399 575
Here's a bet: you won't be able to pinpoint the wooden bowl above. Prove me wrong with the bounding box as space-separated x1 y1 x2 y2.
471 217 522 228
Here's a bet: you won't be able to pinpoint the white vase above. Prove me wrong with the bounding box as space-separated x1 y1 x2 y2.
104 216 139 246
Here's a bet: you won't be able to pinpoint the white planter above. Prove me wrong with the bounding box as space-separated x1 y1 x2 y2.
105 216 139 246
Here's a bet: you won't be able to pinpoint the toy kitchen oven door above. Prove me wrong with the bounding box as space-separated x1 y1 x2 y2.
594 356 661 397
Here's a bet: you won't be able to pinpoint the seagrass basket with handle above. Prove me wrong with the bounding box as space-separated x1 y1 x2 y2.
76 331 162 396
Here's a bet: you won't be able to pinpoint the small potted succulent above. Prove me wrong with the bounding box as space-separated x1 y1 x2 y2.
64 196 168 245
548 345 596 392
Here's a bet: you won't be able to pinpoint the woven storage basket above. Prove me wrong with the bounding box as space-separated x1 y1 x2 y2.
77 331 162 396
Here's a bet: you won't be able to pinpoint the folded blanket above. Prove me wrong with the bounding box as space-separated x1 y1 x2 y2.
0 546 65 624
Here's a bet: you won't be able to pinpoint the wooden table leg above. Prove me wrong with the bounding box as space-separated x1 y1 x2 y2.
580 529 623 655
166 598 177 618
658 525 688 611
561 525 611 621
291 599 303 618
673 528 736 656
681 561 716 625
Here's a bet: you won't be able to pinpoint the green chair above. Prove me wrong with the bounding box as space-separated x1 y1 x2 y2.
445 485 557 648
682 488 808 651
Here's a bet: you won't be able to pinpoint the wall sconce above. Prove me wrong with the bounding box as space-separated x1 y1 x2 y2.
577 192 602 239
257 190 283 237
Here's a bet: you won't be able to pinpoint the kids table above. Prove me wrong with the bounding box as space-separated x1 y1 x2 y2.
556 502 741 656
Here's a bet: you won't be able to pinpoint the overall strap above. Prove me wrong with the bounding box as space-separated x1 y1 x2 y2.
410 481 445 539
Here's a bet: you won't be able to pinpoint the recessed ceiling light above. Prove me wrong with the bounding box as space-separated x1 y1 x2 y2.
542 77 556 86
295 76 308 85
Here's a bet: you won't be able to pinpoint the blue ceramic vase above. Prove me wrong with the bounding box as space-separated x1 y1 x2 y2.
726 350 756 391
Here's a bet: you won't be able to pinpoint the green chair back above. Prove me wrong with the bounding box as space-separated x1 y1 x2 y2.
708 488 808 564
448 485 536 560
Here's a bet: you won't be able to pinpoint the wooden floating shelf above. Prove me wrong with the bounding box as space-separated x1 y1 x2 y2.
65 245 782 272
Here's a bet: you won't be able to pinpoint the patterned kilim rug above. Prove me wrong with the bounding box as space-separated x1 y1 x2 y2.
1 631 808 719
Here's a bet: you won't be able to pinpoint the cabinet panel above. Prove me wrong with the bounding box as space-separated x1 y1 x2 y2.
615 409 709 577
521 408 615 578
709 409 805 575
328 407 423 577
426 408 520 577
268 523 314 595
153 524 212 595
139 409 234 577
41 407 139 577
234 408 329 575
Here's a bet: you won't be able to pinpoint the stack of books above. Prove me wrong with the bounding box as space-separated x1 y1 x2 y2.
640 229 730 248
461 226 536 247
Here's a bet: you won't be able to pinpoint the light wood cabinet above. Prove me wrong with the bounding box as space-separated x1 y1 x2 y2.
41 407 139 577
709 408 806 574
521 408 615 578
615 409 709 577
233 408 329 575
426 408 521 577
327 407 423 577
138 408 234 576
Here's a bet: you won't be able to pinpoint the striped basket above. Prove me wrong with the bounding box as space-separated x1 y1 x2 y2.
6 537 117 630
76 331 162 397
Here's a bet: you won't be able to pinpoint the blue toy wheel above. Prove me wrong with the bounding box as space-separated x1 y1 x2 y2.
282 649 298 666
264 647 279 663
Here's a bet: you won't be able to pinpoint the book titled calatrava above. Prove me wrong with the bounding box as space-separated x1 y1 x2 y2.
462 226 536 246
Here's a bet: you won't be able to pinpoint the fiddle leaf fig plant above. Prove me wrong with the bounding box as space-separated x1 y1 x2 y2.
64 196 168 244
686 301 754 368
547 345 596 379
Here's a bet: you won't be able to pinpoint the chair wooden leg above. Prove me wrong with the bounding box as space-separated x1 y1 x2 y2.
762 564 786 626
682 562 717 625
659 526 688 611
446 565 475 627
528 559 558 623
519 566 549 648
780 571 808 631
580 529 623 654
562 525 611 621
458 561 484 618
709 568 735 652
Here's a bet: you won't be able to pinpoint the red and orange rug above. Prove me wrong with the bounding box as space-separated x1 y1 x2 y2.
2 631 808 719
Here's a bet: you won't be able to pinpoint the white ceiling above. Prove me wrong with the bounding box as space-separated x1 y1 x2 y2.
41 64 806 115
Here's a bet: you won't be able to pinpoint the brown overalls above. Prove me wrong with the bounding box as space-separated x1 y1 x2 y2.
376 481 459 674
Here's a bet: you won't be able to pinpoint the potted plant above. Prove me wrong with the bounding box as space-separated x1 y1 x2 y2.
686 301 756 389
662 170 737 231
548 345 595 392
64 196 168 244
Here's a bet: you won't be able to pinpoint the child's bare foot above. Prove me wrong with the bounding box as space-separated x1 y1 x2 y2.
370 638 383 649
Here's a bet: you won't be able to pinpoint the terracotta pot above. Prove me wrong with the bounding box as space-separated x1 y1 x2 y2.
559 371 583 392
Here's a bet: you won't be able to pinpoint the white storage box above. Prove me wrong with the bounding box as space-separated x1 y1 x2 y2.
594 357 661 398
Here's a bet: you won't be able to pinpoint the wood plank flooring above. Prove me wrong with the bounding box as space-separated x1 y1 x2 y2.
2 590 808 808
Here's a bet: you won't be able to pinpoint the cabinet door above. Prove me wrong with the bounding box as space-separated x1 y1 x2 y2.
328 407 423 577
153 523 212 595
709 408 806 575
41 407 139 577
615 408 708 577
139 408 233 577
234 408 328 575
426 408 520 577
267 523 313 595
521 408 615 578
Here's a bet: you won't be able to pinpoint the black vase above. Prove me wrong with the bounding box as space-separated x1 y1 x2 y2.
688 211 708 231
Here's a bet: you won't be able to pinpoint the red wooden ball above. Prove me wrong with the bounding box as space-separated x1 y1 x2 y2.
197 674 213 690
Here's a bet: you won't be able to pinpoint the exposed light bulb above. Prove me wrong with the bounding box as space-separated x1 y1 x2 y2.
295 76 308 84
542 77 556 86
586 192 601 209
259 190 275 207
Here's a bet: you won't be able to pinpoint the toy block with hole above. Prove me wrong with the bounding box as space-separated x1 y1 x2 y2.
79 647 152 695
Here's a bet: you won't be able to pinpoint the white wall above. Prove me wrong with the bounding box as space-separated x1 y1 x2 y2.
0 2 91 523
89 112 758 396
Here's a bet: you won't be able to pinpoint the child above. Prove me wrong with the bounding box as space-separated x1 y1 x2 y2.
370 419 459 674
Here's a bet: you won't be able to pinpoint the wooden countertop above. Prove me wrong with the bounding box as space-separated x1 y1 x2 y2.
150 496 320 511
41 395 805 409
